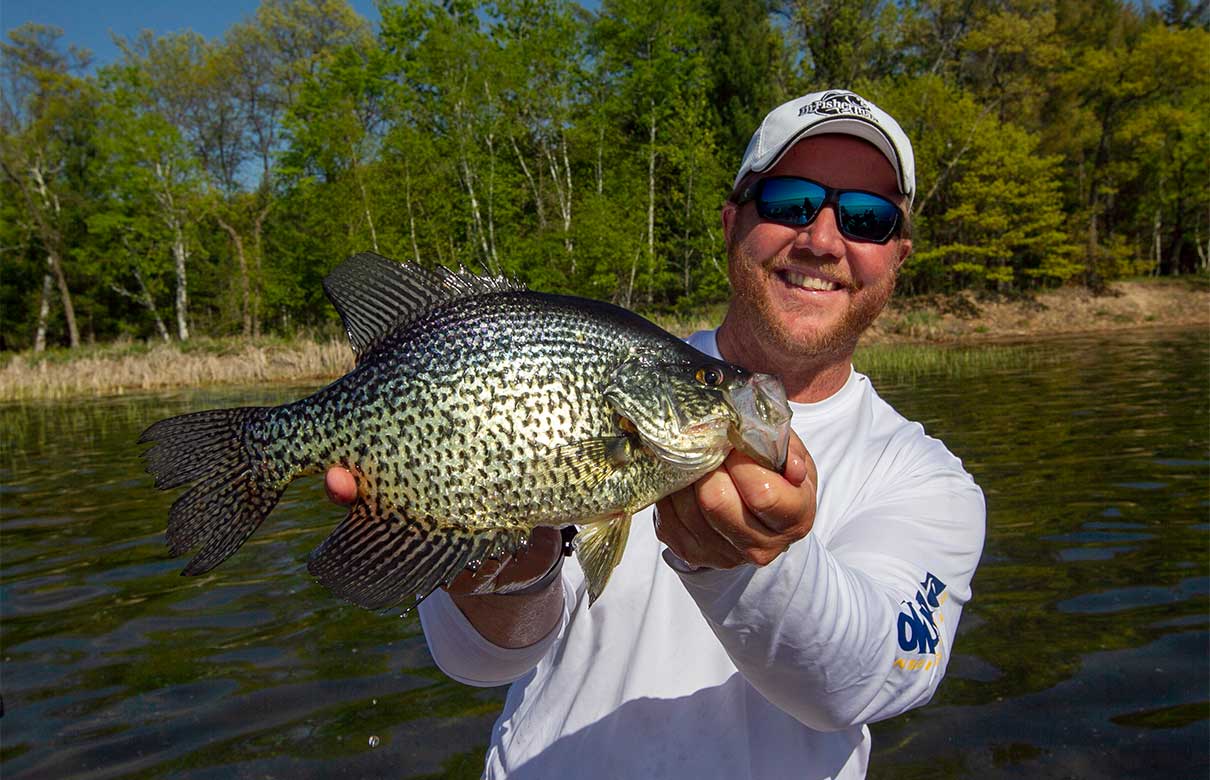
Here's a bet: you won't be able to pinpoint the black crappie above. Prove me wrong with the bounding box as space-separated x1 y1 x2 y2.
140 253 792 609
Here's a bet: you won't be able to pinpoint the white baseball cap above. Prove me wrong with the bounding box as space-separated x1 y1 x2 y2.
733 89 916 207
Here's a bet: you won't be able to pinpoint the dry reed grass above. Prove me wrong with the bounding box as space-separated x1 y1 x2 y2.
0 339 354 402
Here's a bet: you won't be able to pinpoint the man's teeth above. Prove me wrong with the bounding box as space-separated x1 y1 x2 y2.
783 271 840 291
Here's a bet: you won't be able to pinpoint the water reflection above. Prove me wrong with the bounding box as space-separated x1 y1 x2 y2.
1 330 1206 778
867 329 1209 778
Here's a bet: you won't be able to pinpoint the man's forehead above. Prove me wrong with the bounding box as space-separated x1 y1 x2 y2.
770 135 901 194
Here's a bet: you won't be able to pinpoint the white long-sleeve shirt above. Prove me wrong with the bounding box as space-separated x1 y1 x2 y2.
419 330 986 779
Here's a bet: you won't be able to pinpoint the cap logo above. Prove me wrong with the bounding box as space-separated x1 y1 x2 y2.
798 91 874 120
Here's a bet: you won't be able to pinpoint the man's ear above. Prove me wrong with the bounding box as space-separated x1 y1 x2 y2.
721 202 737 247
895 239 913 271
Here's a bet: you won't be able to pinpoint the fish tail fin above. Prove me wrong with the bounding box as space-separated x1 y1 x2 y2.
139 407 286 575
308 501 524 612
576 513 632 606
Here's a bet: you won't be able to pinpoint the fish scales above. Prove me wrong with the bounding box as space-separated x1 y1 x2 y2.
140 253 793 609
265 293 687 530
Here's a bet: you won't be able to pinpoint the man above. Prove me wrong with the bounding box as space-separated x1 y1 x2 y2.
325 89 985 779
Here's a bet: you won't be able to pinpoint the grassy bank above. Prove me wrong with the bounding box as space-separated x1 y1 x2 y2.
2 278 1205 402
0 337 353 402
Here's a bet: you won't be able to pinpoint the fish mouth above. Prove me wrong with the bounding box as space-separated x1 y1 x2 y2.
723 373 792 472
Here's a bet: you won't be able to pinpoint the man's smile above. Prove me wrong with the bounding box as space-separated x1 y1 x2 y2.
775 268 848 293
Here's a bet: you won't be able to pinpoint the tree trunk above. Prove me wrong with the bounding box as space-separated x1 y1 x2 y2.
596 125 604 196
646 106 657 305
461 156 493 272
34 268 52 353
511 134 546 229
113 268 171 343
354 166 379 253
47 250 80 348
682 162 695 296
135 268 171 343
217 216 253 337
1151 209 1162 276
252 203 270 339
486 132 500 273
405 162 421 264
544 130 574 271
171 227 190 341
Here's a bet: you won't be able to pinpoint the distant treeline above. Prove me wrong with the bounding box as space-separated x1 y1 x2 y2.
2 0 1207 351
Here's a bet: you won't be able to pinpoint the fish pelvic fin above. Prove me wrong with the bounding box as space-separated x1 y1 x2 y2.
307 501 525 612
139 407 284 575
575 513 632 607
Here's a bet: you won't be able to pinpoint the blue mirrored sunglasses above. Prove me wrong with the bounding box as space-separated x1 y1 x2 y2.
735 176 904 244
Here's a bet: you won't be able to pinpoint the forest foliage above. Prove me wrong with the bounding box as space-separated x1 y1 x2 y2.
2 0 1207 350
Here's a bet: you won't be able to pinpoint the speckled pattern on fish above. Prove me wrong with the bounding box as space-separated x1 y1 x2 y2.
140 253 792 611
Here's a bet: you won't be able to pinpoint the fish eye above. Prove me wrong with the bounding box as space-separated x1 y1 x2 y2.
695 367 725 387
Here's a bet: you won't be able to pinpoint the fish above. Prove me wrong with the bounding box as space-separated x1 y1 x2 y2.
140 252 792 610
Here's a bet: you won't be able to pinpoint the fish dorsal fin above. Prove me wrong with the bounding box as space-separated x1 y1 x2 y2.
322 252 525 362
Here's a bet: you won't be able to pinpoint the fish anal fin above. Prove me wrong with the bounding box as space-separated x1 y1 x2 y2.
575 513 632 606
307 500 520 612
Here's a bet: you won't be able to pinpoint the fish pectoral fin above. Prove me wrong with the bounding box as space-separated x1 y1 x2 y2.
307 500 510 612
575 513 632 606
538 436 632 491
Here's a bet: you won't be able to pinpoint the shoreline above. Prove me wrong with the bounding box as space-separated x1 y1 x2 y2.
2 279 1205 402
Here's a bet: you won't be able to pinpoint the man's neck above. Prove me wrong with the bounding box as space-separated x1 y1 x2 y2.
716 318 854 404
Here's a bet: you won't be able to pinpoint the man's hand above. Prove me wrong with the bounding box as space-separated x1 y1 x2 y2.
323 466 563 595
654 432 816 570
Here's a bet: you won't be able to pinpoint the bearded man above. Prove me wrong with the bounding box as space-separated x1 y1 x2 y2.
326 89 985 780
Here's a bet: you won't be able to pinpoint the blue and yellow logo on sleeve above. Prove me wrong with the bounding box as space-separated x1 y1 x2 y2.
895 573 947 671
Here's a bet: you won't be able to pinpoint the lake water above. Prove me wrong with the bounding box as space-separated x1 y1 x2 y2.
2 329 1206 779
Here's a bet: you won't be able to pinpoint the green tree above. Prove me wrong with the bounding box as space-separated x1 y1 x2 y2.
0 23 94 350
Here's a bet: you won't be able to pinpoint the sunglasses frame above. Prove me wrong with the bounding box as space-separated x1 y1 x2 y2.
735 176 904 244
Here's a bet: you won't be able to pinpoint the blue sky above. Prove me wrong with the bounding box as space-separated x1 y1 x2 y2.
1 0 382 68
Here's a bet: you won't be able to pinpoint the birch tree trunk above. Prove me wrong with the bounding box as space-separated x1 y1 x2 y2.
646 105 657 305
403 161 421 264
486 132 500 273
544 130 574 270
252 203 270 339
351 143 379 252
134 268 171 343
47 249 80 348
112 268 171 343
21 159 80 347
511 134 546 229
171 225 190 341
155 162 190 341
34 268 52 353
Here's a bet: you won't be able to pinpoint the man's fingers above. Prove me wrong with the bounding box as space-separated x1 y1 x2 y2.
693 466 798 564
781 433 812 487
724 445 815 535
324 467 358 505
655 495 743 570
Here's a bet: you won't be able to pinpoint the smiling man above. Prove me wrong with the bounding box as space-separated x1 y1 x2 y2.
326 89 986 779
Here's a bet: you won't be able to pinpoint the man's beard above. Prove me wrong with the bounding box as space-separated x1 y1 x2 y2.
727 242 897 361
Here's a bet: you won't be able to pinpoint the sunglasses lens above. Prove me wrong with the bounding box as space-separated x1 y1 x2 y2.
837 193 900 242
755 178 826 225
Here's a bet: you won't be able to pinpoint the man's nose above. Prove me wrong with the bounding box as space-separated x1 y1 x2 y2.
793 203 845 257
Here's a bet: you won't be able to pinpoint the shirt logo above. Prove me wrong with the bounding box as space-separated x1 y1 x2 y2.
897 572 946 655
798 91 875 120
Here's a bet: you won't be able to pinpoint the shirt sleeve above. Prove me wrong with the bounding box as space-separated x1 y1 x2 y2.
673 454 986 732
417 581 573 687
